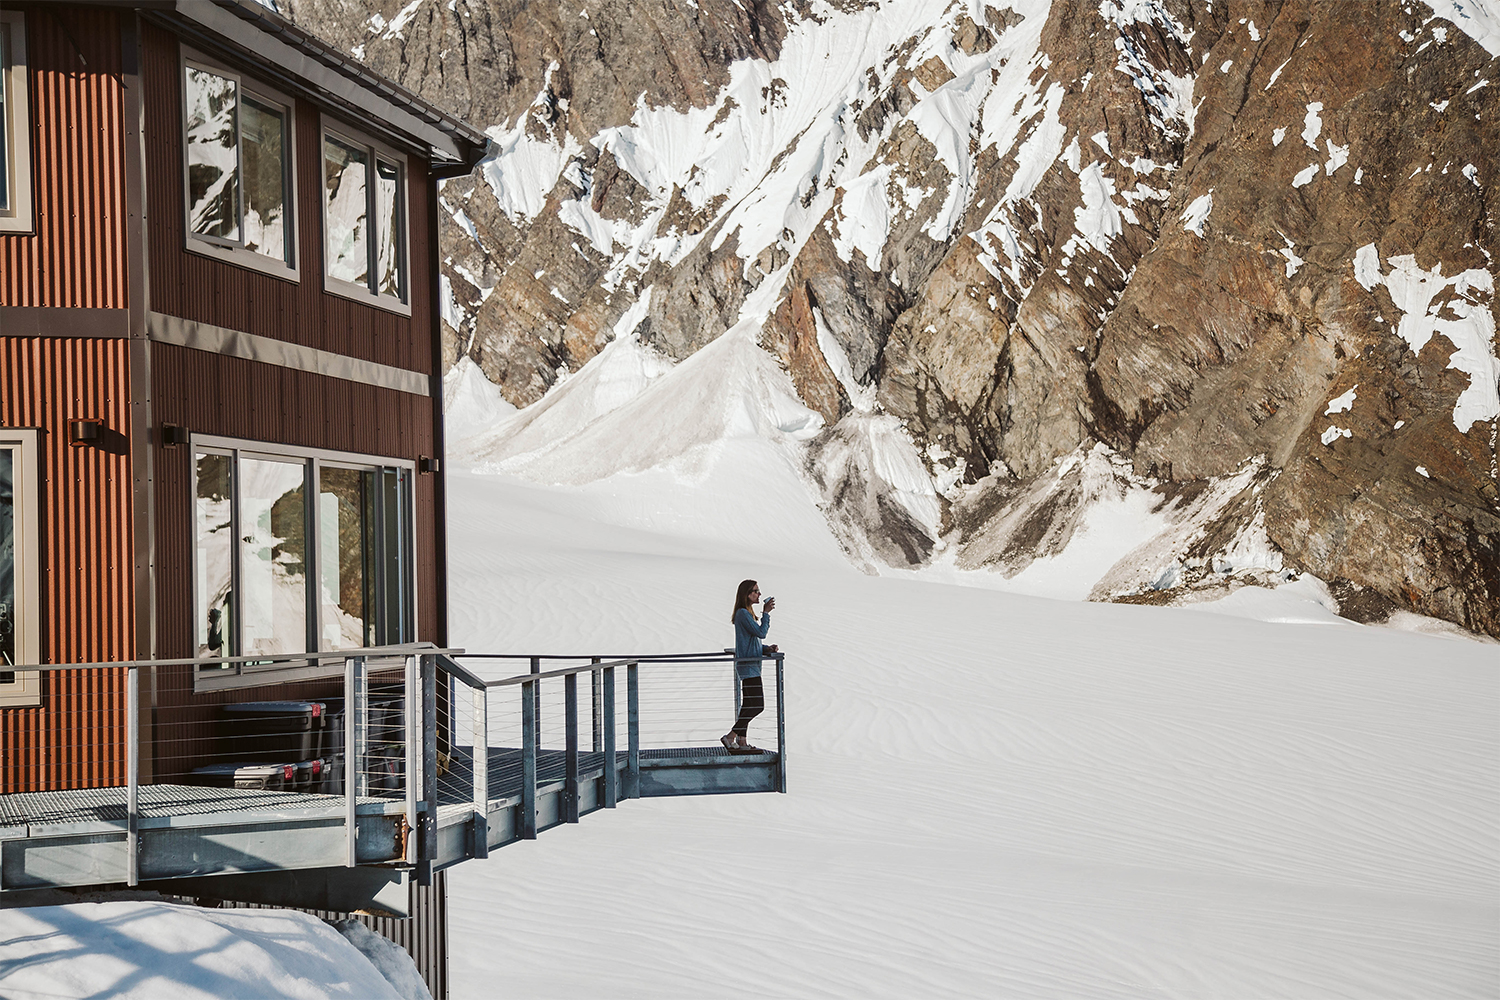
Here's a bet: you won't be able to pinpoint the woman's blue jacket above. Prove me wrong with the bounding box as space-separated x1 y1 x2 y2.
733 608 771 680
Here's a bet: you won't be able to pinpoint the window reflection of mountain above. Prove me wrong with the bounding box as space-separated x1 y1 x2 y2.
206 605 226 656
269 482 306 578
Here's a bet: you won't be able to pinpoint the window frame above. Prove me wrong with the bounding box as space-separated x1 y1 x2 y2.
190 435 418 662
0 10 34 235
0 428 42 707
179 46 300 281
320 116 412 317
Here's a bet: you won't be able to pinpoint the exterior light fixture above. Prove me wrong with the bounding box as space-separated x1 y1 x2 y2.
161 424 190 446
419 456 440 474
69 419 104 446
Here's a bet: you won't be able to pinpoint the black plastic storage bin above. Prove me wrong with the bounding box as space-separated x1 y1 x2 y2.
289 758 326 792
322 704 345 794
186 762 295 791
366 692 406 793
221 701 327 763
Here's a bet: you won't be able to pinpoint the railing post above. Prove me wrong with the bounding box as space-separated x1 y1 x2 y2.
472 678 489 859
126 664 139 887
418 655 437 885
602 665 617 808
625 662 640 800
351 656 367 798
345 656 364 867
520 678 537 839
529 655 541 745
404 655 419 865
564 671 579 823
775 654 787 794
591 656 602 753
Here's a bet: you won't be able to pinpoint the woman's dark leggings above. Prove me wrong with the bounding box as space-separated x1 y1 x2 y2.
733 676 764 738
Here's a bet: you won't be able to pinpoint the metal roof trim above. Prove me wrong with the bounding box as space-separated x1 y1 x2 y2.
168 0 487 169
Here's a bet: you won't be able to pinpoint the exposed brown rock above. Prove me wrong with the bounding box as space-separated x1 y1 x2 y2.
283 0 1500 636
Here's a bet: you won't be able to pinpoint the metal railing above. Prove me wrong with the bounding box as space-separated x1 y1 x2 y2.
0 646 786 890
432 651 787 850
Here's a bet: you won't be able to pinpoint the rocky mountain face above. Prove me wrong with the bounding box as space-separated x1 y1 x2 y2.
281 0 1500 637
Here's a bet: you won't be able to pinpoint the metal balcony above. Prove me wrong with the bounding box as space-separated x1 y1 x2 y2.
0 647 786 912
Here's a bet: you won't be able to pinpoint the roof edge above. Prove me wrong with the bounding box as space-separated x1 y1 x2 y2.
171 0 488 171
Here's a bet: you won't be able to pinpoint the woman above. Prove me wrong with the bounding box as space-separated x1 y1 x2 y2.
724 579 777 751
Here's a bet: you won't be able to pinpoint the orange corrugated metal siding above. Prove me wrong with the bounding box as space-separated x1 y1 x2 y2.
0 336 132 792
0 6 126 308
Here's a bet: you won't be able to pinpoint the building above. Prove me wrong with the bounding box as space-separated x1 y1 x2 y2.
0 4 785 996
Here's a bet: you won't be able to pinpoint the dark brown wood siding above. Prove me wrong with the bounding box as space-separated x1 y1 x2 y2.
148 342 441 779
0 6 128 309
0 335 132 792
140 21 434 373
136 18 444 779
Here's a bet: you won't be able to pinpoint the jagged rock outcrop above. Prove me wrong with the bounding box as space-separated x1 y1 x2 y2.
281 0 1499 636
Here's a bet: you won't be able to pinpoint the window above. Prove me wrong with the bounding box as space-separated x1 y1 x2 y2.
193 439 415 659
322 120 409 313
182 51 296 277
0 10 32 234
1 429 40 706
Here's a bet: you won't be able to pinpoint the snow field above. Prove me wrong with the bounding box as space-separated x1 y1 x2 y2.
443 453 1499 998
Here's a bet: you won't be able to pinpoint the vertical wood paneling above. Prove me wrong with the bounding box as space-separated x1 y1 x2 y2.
0 6 126 309
0 336 132 792
150 342 440 779
141 23 432 374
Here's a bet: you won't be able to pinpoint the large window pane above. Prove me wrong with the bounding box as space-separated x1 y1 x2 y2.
324 136 369 285
185 67 239 241
195 454 234 658
1 448 14 669
374 158 402 298
241 94 288 264
319 467 375 649
239 458 307 655
379 468 413 644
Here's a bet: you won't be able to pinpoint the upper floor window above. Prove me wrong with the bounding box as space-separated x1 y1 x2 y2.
1 429 41 707
0 11 32 234
182 51 297 278
322 120 409 314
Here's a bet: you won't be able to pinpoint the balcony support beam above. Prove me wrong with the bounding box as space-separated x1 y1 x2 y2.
602 666 617 808
564 672 580 823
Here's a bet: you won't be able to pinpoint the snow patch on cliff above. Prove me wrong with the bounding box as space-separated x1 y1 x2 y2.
1423 0 1500 57
479 69 583 223
1355 247 1500 433
1180 190 1212 237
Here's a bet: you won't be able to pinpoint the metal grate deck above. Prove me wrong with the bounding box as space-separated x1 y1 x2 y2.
1 747 774 830
435 745 774 807
0 784 396 829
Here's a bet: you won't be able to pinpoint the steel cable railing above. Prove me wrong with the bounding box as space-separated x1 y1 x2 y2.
437 652 786 841
0 647 784 891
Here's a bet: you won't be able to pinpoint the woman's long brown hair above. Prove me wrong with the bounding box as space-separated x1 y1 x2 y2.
732 579 759 622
